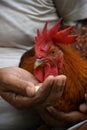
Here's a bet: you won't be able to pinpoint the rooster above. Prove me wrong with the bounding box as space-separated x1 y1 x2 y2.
19 18 87 114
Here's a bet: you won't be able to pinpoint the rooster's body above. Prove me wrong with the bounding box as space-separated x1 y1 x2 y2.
19 19 87 114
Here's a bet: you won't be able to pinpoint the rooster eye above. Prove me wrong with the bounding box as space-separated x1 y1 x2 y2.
51 50 56 55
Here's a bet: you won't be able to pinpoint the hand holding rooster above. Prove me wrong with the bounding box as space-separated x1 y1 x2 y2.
0 66 66 109
0 66 87 128
40 104 87 128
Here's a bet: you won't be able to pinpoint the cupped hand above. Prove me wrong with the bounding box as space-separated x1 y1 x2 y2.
36 75 66 109
0 67 66 110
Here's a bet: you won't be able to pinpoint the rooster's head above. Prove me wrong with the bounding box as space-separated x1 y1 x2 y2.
34 18 77 82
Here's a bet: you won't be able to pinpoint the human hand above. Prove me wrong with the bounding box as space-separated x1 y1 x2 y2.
0 67 66 110
39 104 87 128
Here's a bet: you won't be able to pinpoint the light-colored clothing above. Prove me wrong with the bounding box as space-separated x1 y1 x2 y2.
55 0 87 25
0 0 58 129
0 0 58 67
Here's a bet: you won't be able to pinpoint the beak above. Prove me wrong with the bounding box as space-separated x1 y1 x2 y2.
34 58 45 68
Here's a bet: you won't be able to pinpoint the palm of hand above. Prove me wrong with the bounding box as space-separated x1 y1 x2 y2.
0 67 65 110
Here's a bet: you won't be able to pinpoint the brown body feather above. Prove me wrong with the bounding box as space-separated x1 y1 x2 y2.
19 48 35 73
54 44 87 112
19 26 87 113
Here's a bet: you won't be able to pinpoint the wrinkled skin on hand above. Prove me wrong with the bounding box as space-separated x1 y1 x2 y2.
39 104 87 128
0 66 65 109
0 66 87 128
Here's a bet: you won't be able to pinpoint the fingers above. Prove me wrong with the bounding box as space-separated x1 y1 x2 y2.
33 76 55 104
0 91 35 109
79 104 87 113
38 75 66 108
46 106 87 126
46 106 67 120
52 75 66 98
65 111 87 124
0 91 25 109
54 75 66 87
0 67 39 97
38 107 66 127
0 77 36 97
0 76 55 109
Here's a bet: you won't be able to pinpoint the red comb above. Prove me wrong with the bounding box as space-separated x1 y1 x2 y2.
53 26 78 44
48 18 62 37
34 18 78 58
34 22 49 58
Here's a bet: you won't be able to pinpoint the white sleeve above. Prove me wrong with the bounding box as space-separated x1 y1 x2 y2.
54 0 87 25
0 0 59 67
0 1 59 129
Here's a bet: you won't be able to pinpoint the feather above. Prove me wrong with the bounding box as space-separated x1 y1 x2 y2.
19 20 87 127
